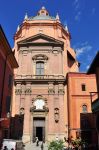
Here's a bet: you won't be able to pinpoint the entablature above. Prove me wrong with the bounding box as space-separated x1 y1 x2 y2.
14 74 66 85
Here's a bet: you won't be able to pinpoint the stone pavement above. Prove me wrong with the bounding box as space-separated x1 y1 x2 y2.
25 141 48 150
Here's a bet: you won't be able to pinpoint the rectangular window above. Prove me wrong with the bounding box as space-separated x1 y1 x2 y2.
6 96 11 113
36 62 44 75
82 84 86 91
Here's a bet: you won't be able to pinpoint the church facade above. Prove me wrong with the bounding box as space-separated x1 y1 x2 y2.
12 7 97 143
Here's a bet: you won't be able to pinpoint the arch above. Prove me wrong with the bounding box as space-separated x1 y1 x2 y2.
32 95 48 109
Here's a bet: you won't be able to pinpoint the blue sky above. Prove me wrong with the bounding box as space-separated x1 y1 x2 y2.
0 0 99 72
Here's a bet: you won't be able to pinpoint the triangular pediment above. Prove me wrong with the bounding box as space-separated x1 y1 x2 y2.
18 33 64 46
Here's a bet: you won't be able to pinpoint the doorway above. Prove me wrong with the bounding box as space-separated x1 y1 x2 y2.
33 117 45 142
36 127 43 141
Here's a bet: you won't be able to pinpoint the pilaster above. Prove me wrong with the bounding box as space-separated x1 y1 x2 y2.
22 83 31 143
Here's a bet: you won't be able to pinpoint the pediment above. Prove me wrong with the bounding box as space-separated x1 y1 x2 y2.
18 33 64 46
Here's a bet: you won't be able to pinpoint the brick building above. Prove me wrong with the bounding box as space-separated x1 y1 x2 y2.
0 25 18 144
12 7 97 145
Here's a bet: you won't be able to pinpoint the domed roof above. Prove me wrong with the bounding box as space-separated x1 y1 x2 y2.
28 6 56 21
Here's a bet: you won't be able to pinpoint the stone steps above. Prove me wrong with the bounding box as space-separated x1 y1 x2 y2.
25 142 48 150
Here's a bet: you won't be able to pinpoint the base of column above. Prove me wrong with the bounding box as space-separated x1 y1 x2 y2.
22 134 31 143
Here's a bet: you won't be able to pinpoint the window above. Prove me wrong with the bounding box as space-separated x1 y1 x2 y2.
82 104 87 113
81 84 86 91
34 99 45 109
36 62 44 75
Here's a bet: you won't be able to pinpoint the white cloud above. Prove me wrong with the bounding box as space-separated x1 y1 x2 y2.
74 42 92 58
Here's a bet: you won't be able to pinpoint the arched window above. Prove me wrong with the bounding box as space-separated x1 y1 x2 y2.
82 104 87 113
36 61 44 75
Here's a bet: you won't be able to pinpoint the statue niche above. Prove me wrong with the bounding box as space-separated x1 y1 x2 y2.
54 108 59 123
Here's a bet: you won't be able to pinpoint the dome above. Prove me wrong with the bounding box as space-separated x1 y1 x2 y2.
28 6 56 21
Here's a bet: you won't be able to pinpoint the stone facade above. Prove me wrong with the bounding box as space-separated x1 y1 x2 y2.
12 7 96 143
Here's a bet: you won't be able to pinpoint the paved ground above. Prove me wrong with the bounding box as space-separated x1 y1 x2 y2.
25 142 48 150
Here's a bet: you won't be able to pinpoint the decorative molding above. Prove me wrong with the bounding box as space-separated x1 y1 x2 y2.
48 88 55 94
30 105 49 113
58 89 65 94
15 89 22 95
24 88 32 94
32 54 48 61
30 106 36 112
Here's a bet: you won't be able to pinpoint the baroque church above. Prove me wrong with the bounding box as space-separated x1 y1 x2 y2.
12 7 97 143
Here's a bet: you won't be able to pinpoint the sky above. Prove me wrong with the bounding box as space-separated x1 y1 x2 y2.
0 0 99 72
